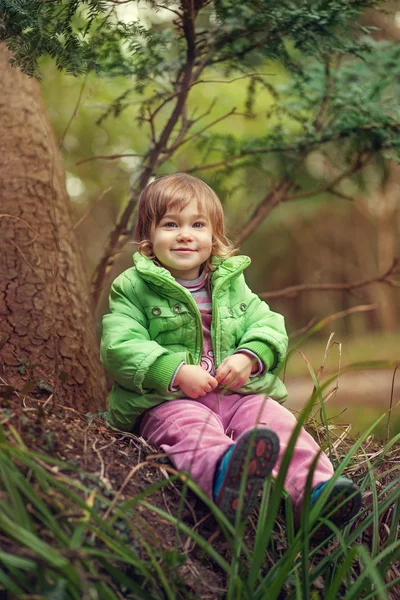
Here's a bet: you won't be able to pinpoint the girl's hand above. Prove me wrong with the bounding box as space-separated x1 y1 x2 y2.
215 354 253 388
175 365 218 399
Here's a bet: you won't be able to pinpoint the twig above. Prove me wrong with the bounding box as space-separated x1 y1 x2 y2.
288 317 317 339
166 107 237 153
188 97 218 127
313 59 333 131
147 105 157 145
163 99 191 154
192 72 274 86
187 124 400 174
102 461 151 520
185 149 286 174
76 153 143 166
208 35 274 68
238 151 370 244
236 175 295 244
0 214 43 238
147 90 181 122
327 188 356 202
260 259 399 300
315 332 336 385
8 238 45 280
73 187 113 229
153 3 182 18
289 304 378 340
386 365 399 444
42 394 54 410
59 72 89 149
92 439 106 484
283 152 371 202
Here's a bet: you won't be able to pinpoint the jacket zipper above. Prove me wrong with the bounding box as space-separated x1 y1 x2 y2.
158 278 204 365
146 263 248 367
211 270 246 368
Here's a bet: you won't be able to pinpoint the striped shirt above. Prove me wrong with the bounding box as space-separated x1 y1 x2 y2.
169 268 264 390
176 269 214 375
176 269 211 312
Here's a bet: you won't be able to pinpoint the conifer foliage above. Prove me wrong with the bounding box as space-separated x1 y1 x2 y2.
0 1 389 78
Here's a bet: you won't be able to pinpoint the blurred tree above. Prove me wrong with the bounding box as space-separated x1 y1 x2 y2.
0 44 106 411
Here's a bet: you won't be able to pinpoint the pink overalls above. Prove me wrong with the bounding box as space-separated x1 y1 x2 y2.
140 391 333 513
139 271 334 513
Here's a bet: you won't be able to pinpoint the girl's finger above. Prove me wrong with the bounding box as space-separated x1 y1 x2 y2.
216 366 230 384
218 370 234 387
231 378 245 388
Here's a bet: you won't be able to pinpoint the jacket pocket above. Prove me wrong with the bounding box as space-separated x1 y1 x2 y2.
145 304 192 344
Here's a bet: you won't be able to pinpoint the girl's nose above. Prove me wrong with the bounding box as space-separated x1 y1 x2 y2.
177 228 193 241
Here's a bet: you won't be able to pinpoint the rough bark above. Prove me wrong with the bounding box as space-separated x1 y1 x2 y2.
0 44 107 412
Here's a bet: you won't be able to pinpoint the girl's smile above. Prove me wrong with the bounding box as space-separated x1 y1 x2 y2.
150 199 213 279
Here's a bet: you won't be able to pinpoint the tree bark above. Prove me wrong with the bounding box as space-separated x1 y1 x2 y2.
0 44 106 412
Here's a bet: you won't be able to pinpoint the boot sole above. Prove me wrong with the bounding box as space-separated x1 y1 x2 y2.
312 480 362 540
216 428 280 523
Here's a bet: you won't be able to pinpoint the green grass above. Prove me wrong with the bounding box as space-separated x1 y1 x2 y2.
285 330 400 440
0 384 399 599
0 326 399 598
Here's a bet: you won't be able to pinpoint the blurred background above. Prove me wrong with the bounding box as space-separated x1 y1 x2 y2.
37 1 400 438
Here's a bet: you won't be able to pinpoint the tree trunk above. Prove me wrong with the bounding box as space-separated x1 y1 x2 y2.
0 44 106 412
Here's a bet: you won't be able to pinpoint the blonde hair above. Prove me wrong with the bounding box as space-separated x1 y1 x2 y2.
135 173 238 273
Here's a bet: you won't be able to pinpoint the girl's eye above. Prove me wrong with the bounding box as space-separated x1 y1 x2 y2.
164 222 177 228
193 222 205 228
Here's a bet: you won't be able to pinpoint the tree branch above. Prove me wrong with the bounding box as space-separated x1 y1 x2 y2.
186 122 400 174
289 303 378 339
313 59 333 131
283 152 372 202
76 153 144 166
153 3 183 18
260 259 400 300
163 97 217 155
199 149 372 246
73 187 113 230
91 0 200 308
59 71 89 149
236 175 295 244
165 107 237 153
191 72 273 87
326 188 356 202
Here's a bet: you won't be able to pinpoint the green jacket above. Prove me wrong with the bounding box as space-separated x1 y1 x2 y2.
100 252 288 431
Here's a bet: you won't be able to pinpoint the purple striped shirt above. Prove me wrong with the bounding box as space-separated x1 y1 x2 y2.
170 269 264 390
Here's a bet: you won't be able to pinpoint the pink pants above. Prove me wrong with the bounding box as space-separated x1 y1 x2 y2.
139 391 334 513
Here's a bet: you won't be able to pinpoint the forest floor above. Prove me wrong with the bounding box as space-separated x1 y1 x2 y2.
1 391 399 599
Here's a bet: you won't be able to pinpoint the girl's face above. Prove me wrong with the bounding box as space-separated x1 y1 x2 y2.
150 198 213 280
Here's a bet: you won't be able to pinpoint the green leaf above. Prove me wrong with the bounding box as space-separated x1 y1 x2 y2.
0 511 69 568
0 550 36 571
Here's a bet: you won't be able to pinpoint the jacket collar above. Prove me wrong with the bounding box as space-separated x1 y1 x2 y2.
133 252 250 296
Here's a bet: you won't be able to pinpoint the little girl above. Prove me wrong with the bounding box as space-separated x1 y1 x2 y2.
100 173 361 527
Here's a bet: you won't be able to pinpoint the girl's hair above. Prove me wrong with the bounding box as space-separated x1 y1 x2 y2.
135 173 238 273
